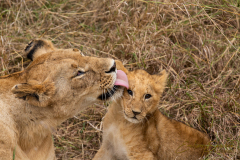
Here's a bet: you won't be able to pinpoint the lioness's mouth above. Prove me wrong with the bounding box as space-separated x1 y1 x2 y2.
98 85 119 100
98 70 129 101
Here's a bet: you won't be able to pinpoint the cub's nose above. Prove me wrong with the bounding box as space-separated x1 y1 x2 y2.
132 110 141 116
105 61 116 73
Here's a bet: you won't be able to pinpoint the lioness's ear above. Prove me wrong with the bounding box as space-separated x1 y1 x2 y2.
152 70 168 94
25 39 55 61
72 48 85 56
115 60 128 74
11 81 56 107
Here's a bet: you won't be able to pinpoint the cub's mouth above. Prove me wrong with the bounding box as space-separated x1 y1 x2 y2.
123 111 141 123
98 70 129 101
123 110 151 123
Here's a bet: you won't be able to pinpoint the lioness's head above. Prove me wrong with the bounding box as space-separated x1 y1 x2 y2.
120 69 167 123
11 39 128 118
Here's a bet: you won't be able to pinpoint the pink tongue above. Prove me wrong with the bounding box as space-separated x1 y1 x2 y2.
114 70 129 89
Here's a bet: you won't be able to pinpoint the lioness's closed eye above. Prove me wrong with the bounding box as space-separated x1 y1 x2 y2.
94 69 211 160
0 39 128 160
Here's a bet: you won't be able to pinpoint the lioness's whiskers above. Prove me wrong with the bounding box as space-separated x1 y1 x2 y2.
103 89 106 101
107 88 111 97
101 89 104 101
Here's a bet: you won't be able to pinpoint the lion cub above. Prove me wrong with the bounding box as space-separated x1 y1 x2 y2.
93 68 210 160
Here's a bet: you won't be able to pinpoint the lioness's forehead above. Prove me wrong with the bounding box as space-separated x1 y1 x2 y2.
26 49 81 67
26 49 114 73
49 49 84 61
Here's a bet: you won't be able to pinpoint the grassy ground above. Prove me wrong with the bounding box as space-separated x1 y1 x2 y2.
0 0 240 159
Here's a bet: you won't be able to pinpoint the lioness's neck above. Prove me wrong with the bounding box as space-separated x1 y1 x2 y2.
11 102 56 150
0 75 59 151
0 73 25 92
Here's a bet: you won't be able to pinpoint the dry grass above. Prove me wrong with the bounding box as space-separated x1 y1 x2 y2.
0 0 240 159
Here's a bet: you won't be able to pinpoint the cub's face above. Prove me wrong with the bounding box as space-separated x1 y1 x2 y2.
121 70 167 123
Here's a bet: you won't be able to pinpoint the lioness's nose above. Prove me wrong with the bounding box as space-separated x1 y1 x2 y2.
105 61 116 73
132 110 141 115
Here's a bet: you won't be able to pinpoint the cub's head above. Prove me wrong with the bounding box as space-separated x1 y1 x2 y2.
121 69 167 123
11 39 128 117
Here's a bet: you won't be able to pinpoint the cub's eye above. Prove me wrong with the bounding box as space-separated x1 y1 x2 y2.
145 94 152 99
77 71 85 76
127 89 133 96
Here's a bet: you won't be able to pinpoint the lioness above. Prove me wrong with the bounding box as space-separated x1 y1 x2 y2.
0 39 128 160
93 64 210 160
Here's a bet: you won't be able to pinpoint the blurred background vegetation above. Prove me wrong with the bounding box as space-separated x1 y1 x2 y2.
0 0 239 159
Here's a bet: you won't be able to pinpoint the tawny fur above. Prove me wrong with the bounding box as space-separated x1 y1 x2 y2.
0 39 122 160
94 68 211 160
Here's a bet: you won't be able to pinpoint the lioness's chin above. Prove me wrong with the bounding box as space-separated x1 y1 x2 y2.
97 86 124 101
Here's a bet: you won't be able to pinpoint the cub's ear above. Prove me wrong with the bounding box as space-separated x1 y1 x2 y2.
152 70 168 94
11 81 56 107
115 60 128 74
25 39 55 61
